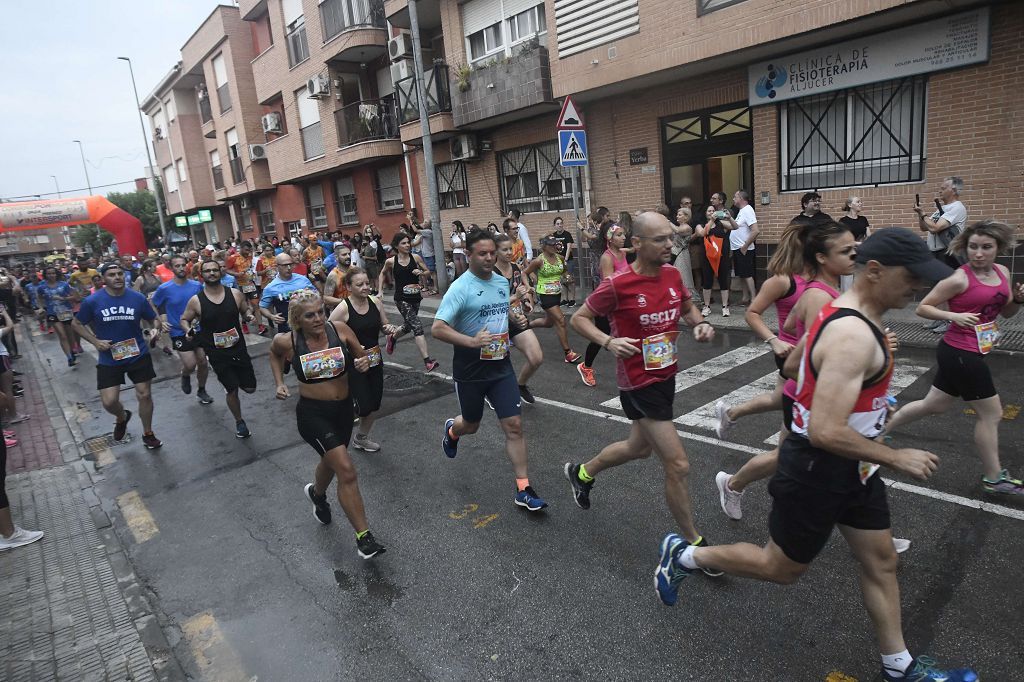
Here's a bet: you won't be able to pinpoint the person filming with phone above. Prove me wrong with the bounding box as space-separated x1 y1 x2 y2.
914 176 967 271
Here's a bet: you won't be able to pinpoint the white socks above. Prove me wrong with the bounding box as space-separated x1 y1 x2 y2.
676 545 700 570
881 650 912 677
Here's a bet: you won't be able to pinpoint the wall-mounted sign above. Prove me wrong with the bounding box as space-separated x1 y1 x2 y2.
197 209 212 222
640 165 657 175
748 8 990 105
187 214 202 226
629 148 648 165
174 216 188 227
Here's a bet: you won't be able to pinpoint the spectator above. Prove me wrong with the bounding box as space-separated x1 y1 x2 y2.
730 189 759 306
791 191 833 227
549 216 576 306
508 208 533 261
696 192 736 317
915 176 967 270
417 219 438 293
839 196 871 242
450 221 468 278
671 206 699 303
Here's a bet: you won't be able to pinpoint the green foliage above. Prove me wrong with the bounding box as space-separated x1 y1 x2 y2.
71 224 112 251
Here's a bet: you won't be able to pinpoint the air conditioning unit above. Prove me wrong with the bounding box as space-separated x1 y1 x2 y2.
239 197 252 210
306 75 330 99
249 144 268 161
261 112 282 134
450 133 479 161
390 59 412 84
389 32 413 61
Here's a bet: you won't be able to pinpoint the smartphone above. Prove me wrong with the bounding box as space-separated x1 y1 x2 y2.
714 210 728 219
915 193 920 207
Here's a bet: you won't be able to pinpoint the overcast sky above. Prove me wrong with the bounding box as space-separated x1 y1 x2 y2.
0 1 232 203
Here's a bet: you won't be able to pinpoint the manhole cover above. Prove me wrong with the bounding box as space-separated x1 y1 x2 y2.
384 369 438 392
80 432 130 451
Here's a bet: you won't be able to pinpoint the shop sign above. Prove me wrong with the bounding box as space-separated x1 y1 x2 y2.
187 214 202 226
629 148 648 165
197 209 213 223
174 216 188 227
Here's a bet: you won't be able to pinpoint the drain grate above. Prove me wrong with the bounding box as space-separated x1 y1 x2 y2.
384 369 439 392
80 432 130 452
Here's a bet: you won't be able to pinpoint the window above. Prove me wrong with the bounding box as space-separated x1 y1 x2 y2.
780 76 927 190
436 162 469 209
498 141 580 212
697 0 748 16
258 196 275 234
226 128 244 184
163 164 178 193
295 87 324 160
553 0 638 58
286 17 310 66
306 183 328 229
210 150 224 190
334 176 358 225
164 96 176 122
212 54 231 113
507 4 546 43
235 201 252 230
467 22 504 63
664 106 751 144
153 108 167 139
374 165 404 211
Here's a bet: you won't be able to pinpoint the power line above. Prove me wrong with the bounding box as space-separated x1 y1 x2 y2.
3 179 142 202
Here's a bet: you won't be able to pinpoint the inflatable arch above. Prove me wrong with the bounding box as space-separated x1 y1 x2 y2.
0 196 147 256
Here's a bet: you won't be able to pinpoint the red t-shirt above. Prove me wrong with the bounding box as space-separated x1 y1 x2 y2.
154 263 174 283
584 264 691 391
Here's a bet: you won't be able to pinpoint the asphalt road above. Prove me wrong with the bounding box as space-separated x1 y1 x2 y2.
29 308 1024 681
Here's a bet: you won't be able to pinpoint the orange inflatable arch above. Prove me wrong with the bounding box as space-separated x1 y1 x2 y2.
0 196 147 256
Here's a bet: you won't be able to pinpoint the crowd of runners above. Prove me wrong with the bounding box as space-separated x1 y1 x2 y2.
3 192 1022 681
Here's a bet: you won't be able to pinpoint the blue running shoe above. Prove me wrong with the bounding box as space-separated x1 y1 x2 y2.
442 418 458 458
514 486 548 511
882 657 978 682
654 533 691 606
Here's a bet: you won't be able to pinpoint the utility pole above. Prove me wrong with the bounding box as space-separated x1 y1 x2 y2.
50 175 62 198
407 0 448 293
72 140 93 194
118 56 169 245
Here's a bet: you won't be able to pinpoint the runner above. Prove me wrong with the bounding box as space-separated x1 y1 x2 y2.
225 241 258 333
884 219 1024 495
71 262 164 449
33 265 79 367
0 306 29 427
328 267 398 451
181 261 258 439
549 216 576 306
565 212 716 560
492 233 543 403
523 236 582 364
151 256 214 405
379 232 440 372
653 229 978 682
322 244 353 310
259 253 316 333
269 289 383 559
576 222 631 387
433 229 548 511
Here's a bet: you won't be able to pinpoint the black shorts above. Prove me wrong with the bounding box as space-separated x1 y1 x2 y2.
208 350 257 393
96 354 156 390
732 249 756 278
349 365 383 417
241 287 260 301
933 339 996 401
171 335 199 353
619 376 676 422
455 372 521 424
296 396 354 455
781 393 795 432
538 293 561 310
46 314 73 326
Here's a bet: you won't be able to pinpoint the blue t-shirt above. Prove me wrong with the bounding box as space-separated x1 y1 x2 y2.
220 273 237 289
435 270 512 382
151 279 202 337
37 281 74 317
259 274 315 310
76 288 156 366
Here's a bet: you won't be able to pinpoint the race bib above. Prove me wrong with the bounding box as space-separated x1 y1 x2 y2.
365 345 382 368
541 281 560 295
299 347 344 380
110 338 141 362
241 283 257 294
510 303 523 317
402 284 421 296
480 331 510 361
858 461 881 485
642 331 678 370
56 310 73 322
974 321 999 355
213 327 240 349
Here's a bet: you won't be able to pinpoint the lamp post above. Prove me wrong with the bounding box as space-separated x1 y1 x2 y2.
50 175 62 198
118 56 168 244
72 140 93 194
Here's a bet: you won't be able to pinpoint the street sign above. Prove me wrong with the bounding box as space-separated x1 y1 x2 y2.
558 130 588 167
187 214 201 226
174 216 188 227
197 209 212 222
556 96 584 130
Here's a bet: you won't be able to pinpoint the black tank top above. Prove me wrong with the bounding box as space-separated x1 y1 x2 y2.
393 255 421 303
290 322 351 384
197 287 245 353
343 297 381 349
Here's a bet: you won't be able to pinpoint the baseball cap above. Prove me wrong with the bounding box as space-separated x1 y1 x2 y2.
99 262 124 275
540 236 558 246
854 227 953 282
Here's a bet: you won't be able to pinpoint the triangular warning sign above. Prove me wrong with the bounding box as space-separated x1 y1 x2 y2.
556 97 584 130
561 132 586 162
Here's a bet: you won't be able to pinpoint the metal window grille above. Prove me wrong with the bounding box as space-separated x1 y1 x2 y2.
498 141 580 213
198 91 213 123
696 0 747 16
235 203 252 229
780 76 927 191
287 22 310 67
395 65 451 125
436 162 469 209
321 0 384 41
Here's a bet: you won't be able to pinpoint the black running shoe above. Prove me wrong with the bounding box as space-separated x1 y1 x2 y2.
304 483 331 524
197 388 214 405
235 420 251 439
113 410 132 442
692 536 724 577
563 462 593 509
518 384 535 404
356 531 386 559
142 433 162 450
181 375 192 394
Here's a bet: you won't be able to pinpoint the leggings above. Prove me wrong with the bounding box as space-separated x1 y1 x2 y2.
395 300 424 337
701 252 731 292
0 435 8 509
583 316 612 368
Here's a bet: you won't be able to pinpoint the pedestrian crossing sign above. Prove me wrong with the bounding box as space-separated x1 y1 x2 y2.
558 130 588 167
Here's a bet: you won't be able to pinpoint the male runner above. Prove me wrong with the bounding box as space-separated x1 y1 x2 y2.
71 263 164 449
181 261 258 439
259 253 316 333
433 229 547 511
654 229 977 681
151 255 213 404
225 242 258 333
566 211 717 566
323 244 352 309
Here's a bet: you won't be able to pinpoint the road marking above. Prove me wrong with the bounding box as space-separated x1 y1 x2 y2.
883 478 1024 522
600 343 769 408
95 447 116 467
825 672 858 682
181 612 250 682
116 491 159 543
676 371 779 429
964 404 1020 420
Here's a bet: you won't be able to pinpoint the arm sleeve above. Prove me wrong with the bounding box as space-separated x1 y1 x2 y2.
584 277 616 317
150 287 166 311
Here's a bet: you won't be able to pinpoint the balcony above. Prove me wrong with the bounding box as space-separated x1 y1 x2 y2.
300 121 325 160
336 99 398 146
217 83 232 113
452 40 557 129
321 0 387 63
229 157 244 184
383 0 441 30
211 165 225 190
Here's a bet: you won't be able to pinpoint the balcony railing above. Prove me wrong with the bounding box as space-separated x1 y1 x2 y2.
336 99 398 147
217 83 232 113
199 94 213 124
321 0 385 41
229 157 244 184
211 165 225 190
395 64 451 125
300 121 325 159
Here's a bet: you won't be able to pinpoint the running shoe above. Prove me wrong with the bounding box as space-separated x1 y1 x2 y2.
722 307 730 317
714 401 736 440
235 420 251 439
518 384 535 404
568 300 576 307
982 469 1024 495
0 527 44 552
442 418 458 458
715 471 744 520
67 356 76 367
424 358 440 372
242 323 250 335
4 436 17 448
197 388 214 405
893 537 912 554
3 430 14 437
356 531 386 560
701 305 712 317
113 410 132 441
564 350 582 364
181 374 192 395
577 363 596 387
351 433 381 452
514 486 548 511
385 333 397 355
563 462 593 509
12 389 23 398
142 433 163 450
691 536 724 577
258 325 268 336
654 532 690 606
304 483 332 524
881 656 978 682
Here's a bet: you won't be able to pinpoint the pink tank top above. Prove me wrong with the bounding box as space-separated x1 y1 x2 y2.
605 249 630 275
942 264 1010 353
784 280 840 399
775 274 807 345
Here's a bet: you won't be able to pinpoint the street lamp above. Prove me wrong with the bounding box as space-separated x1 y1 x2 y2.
118 56 168 244
72 140 93 194
50 175 61 198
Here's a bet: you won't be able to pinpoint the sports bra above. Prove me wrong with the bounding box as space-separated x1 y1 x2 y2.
290 322 351 384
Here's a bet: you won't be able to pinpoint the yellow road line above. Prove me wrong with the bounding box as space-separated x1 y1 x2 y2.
181 612 250 682
825 672 858 682
116 491 159 544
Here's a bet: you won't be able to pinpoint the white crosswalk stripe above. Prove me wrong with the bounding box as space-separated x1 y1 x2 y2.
675 370 779 428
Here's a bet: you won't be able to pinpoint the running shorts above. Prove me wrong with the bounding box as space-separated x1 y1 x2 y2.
538 294 561 310
208 350 257 393
349 365 383 417
619 376 675 422
933 339 997 401
46 314 72 326
296 396 355 455
781 393 795 432
732 249 756 278
96 354 156 390
455 372 521 424
171 335 198 353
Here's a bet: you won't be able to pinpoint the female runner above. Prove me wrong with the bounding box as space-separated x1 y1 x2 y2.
379 232 440 372
34 266 79 367
493 233 544 403
576 222 631 387
523 236 581 364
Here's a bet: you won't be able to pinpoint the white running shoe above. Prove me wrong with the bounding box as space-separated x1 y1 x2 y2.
0 527 44 551
892 537 912 554
714 401 736 440
715 472 744 520
701 305 712 317
722 307 730 317
352 433 381 452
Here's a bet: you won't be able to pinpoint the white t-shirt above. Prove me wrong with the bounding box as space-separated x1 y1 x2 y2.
517 223 533 260
926 200 967 252
730 205 758 250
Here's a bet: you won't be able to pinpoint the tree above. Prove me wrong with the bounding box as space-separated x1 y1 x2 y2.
71 224 112 252
106 188 164 245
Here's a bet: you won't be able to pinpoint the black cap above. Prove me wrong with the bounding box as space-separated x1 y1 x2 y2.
540 236 558 246
99 262 123 275
854 227 953 282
